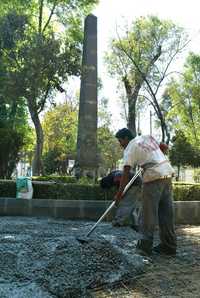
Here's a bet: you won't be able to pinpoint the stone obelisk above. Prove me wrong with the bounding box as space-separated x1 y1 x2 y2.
75 14 98 178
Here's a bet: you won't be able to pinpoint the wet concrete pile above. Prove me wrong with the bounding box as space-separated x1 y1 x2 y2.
0 217 148 298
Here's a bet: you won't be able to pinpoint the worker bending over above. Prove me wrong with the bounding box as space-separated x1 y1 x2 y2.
115 128 176 257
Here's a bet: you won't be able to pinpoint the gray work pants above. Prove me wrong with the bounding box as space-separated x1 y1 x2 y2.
112 185 142 228
139 178 176 250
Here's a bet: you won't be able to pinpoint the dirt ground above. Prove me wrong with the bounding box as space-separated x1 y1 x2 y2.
0 217 199 297
93 226 200 298
0 217 146 298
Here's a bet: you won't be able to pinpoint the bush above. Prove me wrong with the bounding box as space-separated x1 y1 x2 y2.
32 175 77 184
32 175 97 185
33 183 107 200
0 180 200 201
76 176 96 185
173 182 200 201
0 128 24 178
0 180 16 197
0 179 109 200
193 169 200 183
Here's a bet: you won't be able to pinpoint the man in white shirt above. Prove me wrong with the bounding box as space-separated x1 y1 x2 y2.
115 128 176 257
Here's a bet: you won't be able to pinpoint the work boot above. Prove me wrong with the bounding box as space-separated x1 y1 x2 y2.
135 239 152 256
153 244 176 256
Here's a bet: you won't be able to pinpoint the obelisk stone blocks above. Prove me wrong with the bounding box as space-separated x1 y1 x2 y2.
75 14 98 178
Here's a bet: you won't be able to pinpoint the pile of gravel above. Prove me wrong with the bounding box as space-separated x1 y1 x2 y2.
0 217 148 297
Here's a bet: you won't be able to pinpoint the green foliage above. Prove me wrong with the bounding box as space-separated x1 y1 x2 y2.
0 128 24 178
32 183 105 200
32 175 77 183
1 179 200 201
43 102 78 155
169 130 200 168
42 102 78 175
98 96 112 127
0 180 16 197
167 53 200 147
193 169 200 183
42 149 61 175
0 67 31 178
105 15 187 139
33 175 98 185
97 126 122 172
173 182 200 201
76 176 95 185
21 127 36 165
0 0 98 175
0 10 35 177
97 94 122 173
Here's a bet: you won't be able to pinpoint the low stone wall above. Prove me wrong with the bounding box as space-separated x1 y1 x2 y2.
0 198 200 224
174 201 200 224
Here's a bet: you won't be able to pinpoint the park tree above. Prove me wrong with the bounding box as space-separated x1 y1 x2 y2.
105 15 188 142
42 100 78 174
0 95 30 178
0 11 35 178
169 130 200 180
97 95 121 173
41 87 121 175
0 0 98 175
167 53 200 147
97 126 121 173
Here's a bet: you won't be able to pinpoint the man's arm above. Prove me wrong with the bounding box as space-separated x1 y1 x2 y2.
114 165 131 205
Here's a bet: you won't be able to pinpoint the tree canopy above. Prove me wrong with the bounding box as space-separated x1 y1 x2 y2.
105 15 188 142
0 0 98 175
42 101 78 174
167 52 200 147
169 130 200 179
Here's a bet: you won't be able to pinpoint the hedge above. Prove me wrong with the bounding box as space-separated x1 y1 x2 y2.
0 180 16 197
0 180 200 201
173 182 200 201
0 180 112 201
32 176 77 184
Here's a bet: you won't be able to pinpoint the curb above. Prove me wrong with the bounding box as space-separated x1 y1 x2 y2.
0 198 199 224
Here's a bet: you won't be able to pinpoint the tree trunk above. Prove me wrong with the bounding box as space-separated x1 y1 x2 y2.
151 93 170 143
159 113 166 143
159 115 170 144
27 98 44 176
32 116 43 176
128 99 137 137
123 77 141 138
177 164 180 181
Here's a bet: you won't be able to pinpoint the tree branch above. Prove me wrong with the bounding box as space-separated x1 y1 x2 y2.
38 0 44 34
42 0 57 34
38 81 51 114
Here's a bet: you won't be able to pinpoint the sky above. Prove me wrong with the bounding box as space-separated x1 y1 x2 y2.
90 0 200 135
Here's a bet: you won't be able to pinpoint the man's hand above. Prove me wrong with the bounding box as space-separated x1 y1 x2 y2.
114 191 123 207
114 165 130 206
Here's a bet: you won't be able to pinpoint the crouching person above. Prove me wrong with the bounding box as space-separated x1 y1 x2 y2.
100 170 142 230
